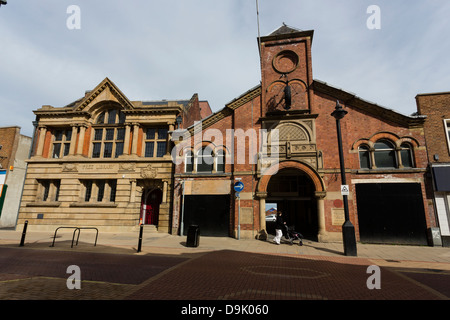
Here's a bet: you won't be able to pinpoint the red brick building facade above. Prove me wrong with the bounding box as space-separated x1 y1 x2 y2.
416 92 450 246
172 25 437 245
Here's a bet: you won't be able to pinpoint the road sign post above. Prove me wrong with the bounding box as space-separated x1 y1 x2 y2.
234 181 244 240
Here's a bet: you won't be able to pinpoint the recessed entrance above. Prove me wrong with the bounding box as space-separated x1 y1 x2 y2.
140 188 162 225
266 168 318 240
356 183 428 245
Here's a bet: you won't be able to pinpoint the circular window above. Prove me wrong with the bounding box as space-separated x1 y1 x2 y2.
272 50 299 74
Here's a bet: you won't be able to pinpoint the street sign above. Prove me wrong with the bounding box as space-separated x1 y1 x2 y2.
234 181 244 193
341 185 349 196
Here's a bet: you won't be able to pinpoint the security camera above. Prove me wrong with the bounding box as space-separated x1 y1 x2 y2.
0 1 7 7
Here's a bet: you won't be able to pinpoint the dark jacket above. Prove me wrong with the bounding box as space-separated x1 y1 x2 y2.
275 214 284 230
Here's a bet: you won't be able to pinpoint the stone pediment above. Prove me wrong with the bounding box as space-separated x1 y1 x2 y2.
73 77 135 113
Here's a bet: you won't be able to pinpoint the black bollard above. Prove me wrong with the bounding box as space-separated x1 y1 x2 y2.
19 220 28 247
137 224 143 253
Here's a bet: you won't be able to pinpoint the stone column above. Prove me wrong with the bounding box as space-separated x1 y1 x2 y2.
76 125 86 155
36 126 47 157
129 179 137 204
131 123 139 155
123 123 131 155
69 125 78 156
163 180 168 203
315 191 328 242
256 191 268 240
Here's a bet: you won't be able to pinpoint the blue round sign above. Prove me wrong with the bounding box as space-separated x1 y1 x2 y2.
234 181 244 192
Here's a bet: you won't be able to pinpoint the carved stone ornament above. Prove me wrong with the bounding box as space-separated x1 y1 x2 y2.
140 164 158 179
62 163 78 172
120 163 136 171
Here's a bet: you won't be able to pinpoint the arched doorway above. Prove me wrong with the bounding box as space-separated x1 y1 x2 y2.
266 168 318 240
140 188 162 225
257 160 326 241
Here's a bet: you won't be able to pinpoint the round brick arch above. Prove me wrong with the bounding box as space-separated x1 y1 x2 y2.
258 160 325 193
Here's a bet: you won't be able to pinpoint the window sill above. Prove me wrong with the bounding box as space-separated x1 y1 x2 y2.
176 172 231 177
70 202 118 208
354 168 426 174
27 202 61 207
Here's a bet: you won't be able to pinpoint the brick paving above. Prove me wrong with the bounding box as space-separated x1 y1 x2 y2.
125 250 447 300
0 230 449 303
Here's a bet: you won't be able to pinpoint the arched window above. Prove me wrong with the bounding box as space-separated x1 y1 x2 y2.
185 150 194 173
400 143 414 168
96 109 125 124
197 146 214 173
374 140 396 168
358 145 371 169
216 149 225 173
92 108 125 158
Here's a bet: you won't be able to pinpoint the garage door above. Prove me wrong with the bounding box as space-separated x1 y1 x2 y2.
183 195 230 236
355 183 428 245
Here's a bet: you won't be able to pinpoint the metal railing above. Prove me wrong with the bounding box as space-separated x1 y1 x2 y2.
50 226 98 248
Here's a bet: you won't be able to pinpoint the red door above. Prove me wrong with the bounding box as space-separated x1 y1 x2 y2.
140 189 162 225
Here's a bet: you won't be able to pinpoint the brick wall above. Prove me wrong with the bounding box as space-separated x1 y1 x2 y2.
416 92 450 163
0 127 21 170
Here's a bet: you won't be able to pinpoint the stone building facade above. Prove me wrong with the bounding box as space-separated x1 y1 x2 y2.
172 25 437 245
17 78 210 232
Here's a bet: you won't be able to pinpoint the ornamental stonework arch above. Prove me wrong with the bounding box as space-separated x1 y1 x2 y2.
257 160 325 193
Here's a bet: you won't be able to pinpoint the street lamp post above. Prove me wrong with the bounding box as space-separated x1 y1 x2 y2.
331 101 357 256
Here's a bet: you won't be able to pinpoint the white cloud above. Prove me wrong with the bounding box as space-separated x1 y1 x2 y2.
1 1 449 137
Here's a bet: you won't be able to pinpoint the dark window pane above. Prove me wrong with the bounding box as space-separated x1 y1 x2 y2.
54 180 60 201
54 130 63 141
63 143 70 156
108 109 117 124
401 149 413 168
109 180 117 202
94 129 103 141
97 181 105 202
158 128 168 140
42 181 50 201
145 142 154 157
375 150 396 168
105 128 114 140
216 150 225 172
116 128 125 140
66 130 72 141
92 143 101 158
359 149 371 169
118 111 125 124
103 142 113 158
374 141 394 149
52 143 61 158
146 128 156 140
186 155 193 173
97 112 105 124
156 142 166 157
197 147 214 172
115 142 124 158
84 181 92 201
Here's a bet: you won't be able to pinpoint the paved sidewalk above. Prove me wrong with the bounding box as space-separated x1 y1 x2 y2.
1 229 450 301
2 229 449 264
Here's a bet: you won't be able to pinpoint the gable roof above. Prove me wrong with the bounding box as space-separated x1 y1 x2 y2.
73 77 135 112
312 79 426 127
260 23 314 43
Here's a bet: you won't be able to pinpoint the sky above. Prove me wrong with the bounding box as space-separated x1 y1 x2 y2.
1 0 450 137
